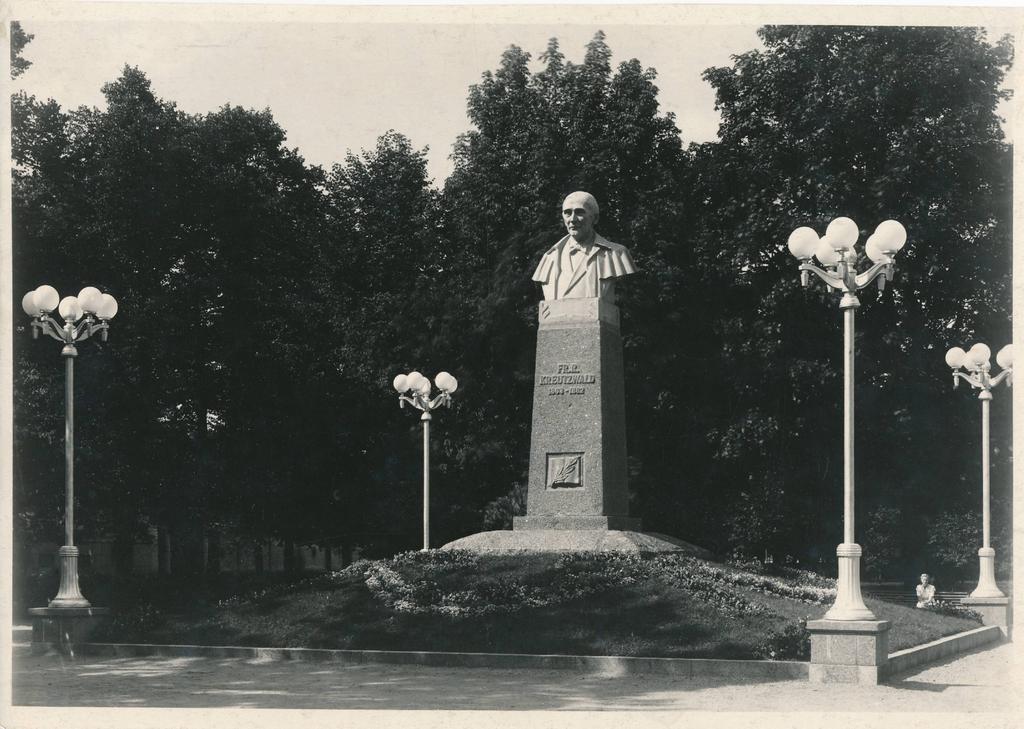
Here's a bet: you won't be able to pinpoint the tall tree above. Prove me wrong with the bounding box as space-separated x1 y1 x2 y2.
13 65 330 574
441 33 694 537
315 131 449 552
10 20 33 78
691 26 1013 565
13 66 195 572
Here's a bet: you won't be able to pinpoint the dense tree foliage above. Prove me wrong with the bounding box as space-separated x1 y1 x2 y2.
691 26 1013 574
10 21 32 78
440 33 696 539
12 25 1012 585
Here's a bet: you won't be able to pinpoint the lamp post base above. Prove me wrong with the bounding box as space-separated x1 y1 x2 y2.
806 619 891 685
48 545 91 608
823 543 877 621
961 595 1011 638
28 606 110 656
970 547 1005 598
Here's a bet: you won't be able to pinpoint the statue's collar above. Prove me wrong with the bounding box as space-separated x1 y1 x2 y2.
555 233 609 252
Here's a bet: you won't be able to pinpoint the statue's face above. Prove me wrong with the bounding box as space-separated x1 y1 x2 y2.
562 194 597 242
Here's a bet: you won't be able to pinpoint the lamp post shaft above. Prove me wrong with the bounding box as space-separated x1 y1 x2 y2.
981 395 990 549
843 305 855 545
422 414 430 551
971 389 1002 597
51 342 89 608
823 294 874 621
65 351 75 547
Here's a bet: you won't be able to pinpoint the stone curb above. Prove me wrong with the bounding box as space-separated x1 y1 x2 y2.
884 624 1003 678
66 642 809 680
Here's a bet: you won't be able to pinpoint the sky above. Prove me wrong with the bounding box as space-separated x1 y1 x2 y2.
13 18 764 184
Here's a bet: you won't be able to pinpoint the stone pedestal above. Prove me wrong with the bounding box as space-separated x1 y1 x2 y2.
961 596 1011 638
28 606 111 655
443 296 706 555
806 619 890 685
517 298 634 530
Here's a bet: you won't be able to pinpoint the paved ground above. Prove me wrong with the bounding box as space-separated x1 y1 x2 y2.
9 626 1020 713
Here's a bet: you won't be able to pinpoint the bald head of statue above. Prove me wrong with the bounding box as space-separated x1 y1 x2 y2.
561 191 599 247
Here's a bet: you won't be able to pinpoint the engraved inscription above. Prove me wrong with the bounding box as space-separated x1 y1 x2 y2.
540 362 596 394
547 453 583 488
547 386 586 396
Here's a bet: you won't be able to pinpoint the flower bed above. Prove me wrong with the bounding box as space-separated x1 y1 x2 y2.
361 551 834 623
95 550 983 660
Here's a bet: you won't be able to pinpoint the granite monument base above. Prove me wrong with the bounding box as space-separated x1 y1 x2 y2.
441 529 709 555
525 298 630 524
513 515 641 531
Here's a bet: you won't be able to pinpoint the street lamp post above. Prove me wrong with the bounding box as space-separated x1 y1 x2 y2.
22 284 119 607
787 217 908 621
392 370 458 551
944 342 1012 598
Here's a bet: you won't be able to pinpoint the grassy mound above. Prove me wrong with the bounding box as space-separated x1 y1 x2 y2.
92 551 982 661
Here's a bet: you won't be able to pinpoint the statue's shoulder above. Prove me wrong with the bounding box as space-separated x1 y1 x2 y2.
533 235 568 282
595 234 629 254
593 234 637 277
538 235 568 257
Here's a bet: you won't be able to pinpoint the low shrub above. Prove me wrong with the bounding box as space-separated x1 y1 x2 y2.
651 557 773 617
390 549 480 570
363 552 649 617
652 556 833 606
772 565 836 589
92 602 164 641
922 599 983 622
364 562 417 611
727 555 767 574
554 553 650 596
215 569 355 607
755 618 811 660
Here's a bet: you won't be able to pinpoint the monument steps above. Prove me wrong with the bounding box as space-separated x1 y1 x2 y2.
440 529 711 556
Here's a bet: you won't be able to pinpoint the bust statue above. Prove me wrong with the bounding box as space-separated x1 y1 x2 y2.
531 191 637 302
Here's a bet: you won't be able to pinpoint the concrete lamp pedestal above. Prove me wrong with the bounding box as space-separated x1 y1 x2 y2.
28 606 111 655
961 596 1011 639
806 619 891 685
961 547 1011 638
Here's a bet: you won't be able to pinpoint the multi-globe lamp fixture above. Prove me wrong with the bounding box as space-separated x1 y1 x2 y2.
787 216 907 295
945 341 1012 598
23 285 119 339
22 283 119 607
787 216 907 621
393 370 458 551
